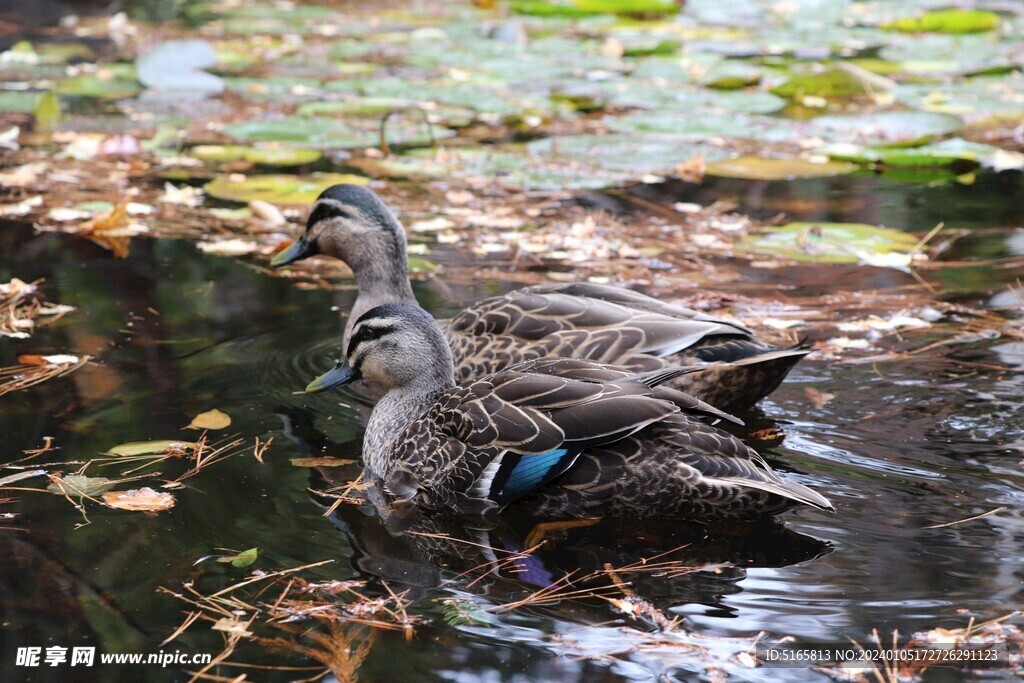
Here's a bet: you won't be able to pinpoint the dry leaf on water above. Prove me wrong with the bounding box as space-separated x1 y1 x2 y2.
77 202 132 258
188 408 231 430
106 440 195 456
103 488 175 511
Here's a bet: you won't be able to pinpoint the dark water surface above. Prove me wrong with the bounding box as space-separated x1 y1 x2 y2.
1 171 1023 682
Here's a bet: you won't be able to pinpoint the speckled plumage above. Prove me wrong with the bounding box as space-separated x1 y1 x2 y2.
312 303 833 520
439 283 810 412
272 185 810 413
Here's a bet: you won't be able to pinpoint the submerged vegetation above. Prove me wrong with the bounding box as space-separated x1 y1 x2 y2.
1 0 1023 680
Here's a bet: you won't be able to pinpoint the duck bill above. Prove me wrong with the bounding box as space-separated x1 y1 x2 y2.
305 360 359 393
270 236 318 267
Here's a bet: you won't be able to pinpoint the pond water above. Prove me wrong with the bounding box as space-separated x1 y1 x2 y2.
2 167 1022 682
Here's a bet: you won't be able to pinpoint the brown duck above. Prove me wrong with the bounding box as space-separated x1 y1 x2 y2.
272 184 810 412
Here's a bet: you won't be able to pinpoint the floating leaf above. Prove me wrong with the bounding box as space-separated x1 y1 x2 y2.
188 408 232 430
819 138 1000 169
203 173 369 205
808 111 962 147
217 547 259 567
741 222 920 264
223 118 374 148
705 156 856 180
136 40 223 93
511 0 678 18
0 91 43 114
32 92 61 130
48 474 118 497
190 145 322 166
106 440 195 457
702 64 762 90
103 488 176 512
290 457 357 467
771 64 895 99
886 9 1000 35
55 74 141 99
77 202 135 259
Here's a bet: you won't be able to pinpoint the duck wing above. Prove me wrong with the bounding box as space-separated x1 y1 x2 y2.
387 363 699 512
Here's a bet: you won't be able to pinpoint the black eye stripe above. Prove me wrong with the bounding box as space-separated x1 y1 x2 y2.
306 203 351 232
346 323 396 357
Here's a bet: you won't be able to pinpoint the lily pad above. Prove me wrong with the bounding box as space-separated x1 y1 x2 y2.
705 156 856 181
0 91 43 113
886 9 1000 35
223 118 375 148
55 74 142 99
819 138 1005 169
741 222 920 264
137 40 223 93
190 145 322 166
808 111 963 147
32 92 61 129
511 0 678 18
203 173 369 205
771 64 896 99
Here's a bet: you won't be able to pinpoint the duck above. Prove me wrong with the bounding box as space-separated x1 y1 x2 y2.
272 184 810 413
303 301 833 519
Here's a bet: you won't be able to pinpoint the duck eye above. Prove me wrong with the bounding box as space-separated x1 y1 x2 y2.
346 323 394 356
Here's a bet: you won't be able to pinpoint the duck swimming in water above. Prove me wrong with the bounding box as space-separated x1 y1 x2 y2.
304 302 832 519
274 184 810 412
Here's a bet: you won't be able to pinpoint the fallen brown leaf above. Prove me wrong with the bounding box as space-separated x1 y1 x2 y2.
103 488 176 511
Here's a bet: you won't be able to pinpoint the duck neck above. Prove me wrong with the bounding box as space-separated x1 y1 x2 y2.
363 384 452 479
344 242 417 347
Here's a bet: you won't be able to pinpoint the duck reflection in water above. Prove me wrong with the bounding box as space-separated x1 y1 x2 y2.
319 480 831 627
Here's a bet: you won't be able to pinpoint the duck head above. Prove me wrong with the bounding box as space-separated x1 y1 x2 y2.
305 302 455 394
273 184 418 347
271 184 408 270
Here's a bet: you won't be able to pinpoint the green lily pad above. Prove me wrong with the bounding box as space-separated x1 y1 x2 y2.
33 91 61 129
55 74 142 99
622 40 681 58
808 111 963 147
702 64 762 90
223 118 374 148
298 98 476 127
741 222 920 264
203 173 369 205
190 145 322 166
705 156 857 181
511 0 678 18
771 64 895 99
886 9 1000 35
0 91 43 113
820 138 1001 169
35 42 97 64
297 98 413 117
